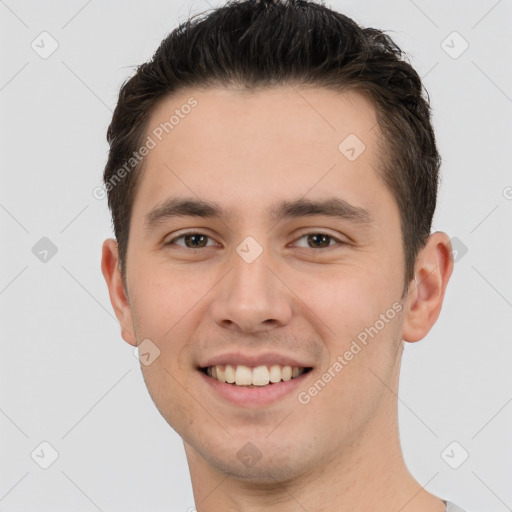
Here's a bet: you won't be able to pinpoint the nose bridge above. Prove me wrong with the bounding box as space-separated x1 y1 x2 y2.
233 243 271 296
211 236 292 331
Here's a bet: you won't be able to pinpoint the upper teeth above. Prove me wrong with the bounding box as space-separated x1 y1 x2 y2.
206 364 306 386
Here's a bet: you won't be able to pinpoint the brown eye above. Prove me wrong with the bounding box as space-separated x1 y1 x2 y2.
306 234 332 248
184 234 208 248
293 232 342 249
168 233 215 248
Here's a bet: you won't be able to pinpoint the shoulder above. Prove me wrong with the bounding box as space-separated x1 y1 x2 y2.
445 501 467 512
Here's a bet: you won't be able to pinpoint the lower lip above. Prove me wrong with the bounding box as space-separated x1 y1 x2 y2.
199 369 312 407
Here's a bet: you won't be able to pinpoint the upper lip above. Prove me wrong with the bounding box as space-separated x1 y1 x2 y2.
199 351 313 369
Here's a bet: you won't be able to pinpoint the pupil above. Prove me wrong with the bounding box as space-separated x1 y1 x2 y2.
308 234 330 248
185 234 207 248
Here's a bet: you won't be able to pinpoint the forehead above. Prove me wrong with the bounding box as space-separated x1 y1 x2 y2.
147 85 378 152
132 85 388 219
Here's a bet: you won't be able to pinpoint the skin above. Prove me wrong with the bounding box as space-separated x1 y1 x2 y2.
101 86 453 512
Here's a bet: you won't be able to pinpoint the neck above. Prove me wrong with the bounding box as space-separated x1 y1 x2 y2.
184 393 446 512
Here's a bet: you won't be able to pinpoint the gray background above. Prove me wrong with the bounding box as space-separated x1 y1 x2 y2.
1 0 511 510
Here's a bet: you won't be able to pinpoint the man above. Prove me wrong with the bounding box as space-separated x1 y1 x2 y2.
101 0 464 510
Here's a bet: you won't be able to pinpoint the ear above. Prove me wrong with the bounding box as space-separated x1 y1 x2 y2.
402 232 454 343
101 238 137 346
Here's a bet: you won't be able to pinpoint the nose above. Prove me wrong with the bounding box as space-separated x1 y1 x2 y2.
209 243 293 334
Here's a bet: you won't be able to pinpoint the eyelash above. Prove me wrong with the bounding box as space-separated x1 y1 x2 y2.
166 231 346 250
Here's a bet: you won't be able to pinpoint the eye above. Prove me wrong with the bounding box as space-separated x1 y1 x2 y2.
292 232 344 249
167 232 217 249
165 231 346 250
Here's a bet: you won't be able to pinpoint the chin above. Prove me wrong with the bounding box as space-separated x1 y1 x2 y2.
190 434 314 485
209 454 304 485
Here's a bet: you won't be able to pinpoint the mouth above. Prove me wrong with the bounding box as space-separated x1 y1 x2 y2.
200 364 313 387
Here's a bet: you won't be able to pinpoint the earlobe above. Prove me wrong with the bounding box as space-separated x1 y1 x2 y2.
402 232 454 343
101 238 137 346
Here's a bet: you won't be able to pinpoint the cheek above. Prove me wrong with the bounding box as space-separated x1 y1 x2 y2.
129 265 202 340
128 271 203 407
300 264 403 374
130 272 201 435
302 262 396 324
297 277 403 444
138 361 197 442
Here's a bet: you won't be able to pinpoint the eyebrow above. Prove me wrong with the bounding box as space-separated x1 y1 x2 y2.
143 196 373 231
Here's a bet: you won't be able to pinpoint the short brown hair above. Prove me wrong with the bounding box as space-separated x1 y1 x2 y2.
103 0 441 294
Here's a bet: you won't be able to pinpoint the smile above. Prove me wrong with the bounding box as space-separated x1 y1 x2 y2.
202 364 312 386
199 365 313 407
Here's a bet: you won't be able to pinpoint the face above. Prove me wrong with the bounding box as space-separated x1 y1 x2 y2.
106 86 414 482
